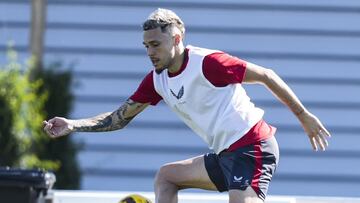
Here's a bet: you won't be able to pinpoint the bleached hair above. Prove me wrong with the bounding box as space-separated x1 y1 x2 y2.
142 8 185 37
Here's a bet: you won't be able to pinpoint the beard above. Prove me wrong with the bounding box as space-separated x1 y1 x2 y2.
155 68 166 74
154 58 172 74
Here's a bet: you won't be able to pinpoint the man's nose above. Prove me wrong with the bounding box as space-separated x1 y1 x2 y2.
147 47 155 57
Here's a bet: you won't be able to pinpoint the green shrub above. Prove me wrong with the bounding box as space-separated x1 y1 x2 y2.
34 62 81 189
0 46 81 189
0 47 59 170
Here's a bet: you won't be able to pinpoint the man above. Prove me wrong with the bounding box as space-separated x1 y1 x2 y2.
44 8 331 203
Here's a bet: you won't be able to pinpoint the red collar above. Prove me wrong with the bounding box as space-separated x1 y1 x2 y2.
168 48 189 77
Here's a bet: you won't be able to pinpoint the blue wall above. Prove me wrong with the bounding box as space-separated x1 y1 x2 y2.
1 0 360 198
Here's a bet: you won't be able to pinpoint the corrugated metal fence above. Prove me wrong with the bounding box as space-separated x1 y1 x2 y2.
1 0 360 198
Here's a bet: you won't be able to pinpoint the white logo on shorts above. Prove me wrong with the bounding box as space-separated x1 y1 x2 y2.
233 176 243 182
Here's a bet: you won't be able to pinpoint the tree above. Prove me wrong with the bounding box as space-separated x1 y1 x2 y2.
30 0 47 81
27 0 82 188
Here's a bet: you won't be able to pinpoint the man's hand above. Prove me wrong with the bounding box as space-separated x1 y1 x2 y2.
243 64 331 151
43 117 74 138
298 111 331 151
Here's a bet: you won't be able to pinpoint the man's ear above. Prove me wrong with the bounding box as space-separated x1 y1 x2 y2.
174 34 181 45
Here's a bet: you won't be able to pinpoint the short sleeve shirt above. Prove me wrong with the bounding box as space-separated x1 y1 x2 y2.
130 49 247 105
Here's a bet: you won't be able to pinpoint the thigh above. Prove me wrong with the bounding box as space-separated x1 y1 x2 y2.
158 155 218 191
229 188 264 203
221 136 279 201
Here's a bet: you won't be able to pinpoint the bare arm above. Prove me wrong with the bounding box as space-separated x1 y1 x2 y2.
72 99 148 132
243 62 331 151
43 99 149 137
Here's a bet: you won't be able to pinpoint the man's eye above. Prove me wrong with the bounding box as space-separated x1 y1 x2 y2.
152 43 160 47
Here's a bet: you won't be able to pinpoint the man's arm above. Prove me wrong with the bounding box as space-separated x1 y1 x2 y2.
243 62 331 151
43 99 149 137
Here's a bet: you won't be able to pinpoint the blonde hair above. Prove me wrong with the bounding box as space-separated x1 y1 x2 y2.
142 8 185 38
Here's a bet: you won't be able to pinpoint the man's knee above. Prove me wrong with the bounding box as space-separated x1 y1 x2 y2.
154 163 179 190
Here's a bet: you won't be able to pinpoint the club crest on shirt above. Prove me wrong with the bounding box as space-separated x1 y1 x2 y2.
170 86 184 100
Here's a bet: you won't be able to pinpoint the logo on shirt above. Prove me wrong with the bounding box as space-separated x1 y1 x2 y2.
170 86 184 100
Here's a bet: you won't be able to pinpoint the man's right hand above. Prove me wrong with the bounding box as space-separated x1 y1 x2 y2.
43 117 74 138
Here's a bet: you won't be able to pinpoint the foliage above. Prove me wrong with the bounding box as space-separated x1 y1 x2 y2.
0 46 81 189
34 61 81 189
0 47 59 170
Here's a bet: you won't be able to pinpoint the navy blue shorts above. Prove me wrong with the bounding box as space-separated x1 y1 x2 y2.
204 136 279 201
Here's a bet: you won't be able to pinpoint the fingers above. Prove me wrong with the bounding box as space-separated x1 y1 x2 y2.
301 113 331 151
321 127 331 138
43 119 59 138
319 129 329 147
315 132 326 151
48 117 58 125
309 128 331 152
43 120 52 135
310 136 318 151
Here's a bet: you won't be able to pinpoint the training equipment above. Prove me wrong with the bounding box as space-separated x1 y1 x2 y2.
119 194 152 203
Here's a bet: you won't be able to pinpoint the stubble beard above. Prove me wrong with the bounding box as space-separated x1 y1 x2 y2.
155 67 166 74
154 58 173 75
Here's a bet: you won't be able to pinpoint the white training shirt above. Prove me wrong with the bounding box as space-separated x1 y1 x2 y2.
153 46 264 153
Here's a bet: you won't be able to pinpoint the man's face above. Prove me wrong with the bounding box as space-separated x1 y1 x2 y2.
143 27 176 74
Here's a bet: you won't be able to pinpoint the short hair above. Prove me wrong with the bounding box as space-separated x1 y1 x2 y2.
142 8 185 37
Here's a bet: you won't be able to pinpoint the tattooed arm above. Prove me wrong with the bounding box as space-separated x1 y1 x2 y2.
43 99 149 138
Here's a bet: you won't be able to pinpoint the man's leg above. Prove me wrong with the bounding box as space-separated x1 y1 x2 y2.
225 136 279 203
229 188 264 203
154 155 217 203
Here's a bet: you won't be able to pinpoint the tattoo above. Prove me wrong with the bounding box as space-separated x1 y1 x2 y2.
116 102 128 119
73 99 145 132
113 99 138 129
73 112 114 132
294 108 305 116
91 116 113 131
